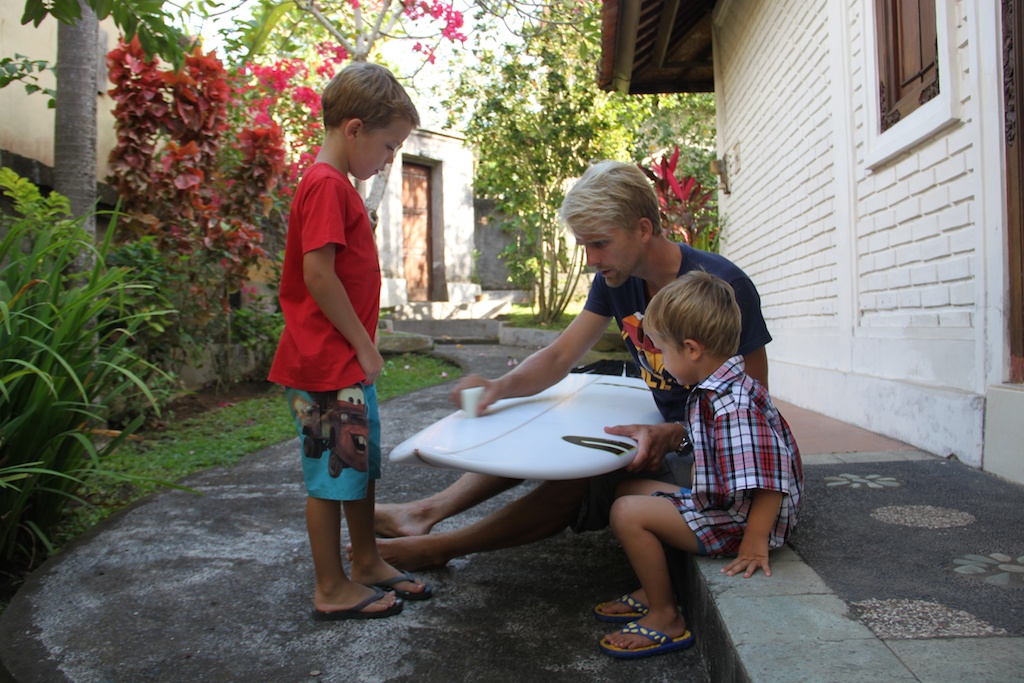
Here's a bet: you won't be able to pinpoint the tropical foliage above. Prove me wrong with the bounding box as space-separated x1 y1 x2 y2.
444 3 719 323
0 169 169 570
641 145 719 252
103 37 307 386
446 4 629 324
19 0 188 65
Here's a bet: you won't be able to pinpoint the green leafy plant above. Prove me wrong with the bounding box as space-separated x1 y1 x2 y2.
0 54 55 105
448 2 629 325
229 295 285 379
0 168 171 571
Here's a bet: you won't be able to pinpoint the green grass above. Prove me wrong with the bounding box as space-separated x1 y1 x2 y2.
499 301 585 332
52 352 463 545
499 301 622 339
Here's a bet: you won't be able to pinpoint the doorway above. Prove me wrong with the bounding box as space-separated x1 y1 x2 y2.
402 163 432 302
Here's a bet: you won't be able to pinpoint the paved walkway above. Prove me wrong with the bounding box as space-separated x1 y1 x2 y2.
1 340 1022 682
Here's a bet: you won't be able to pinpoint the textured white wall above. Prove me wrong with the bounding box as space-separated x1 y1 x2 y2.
712 0 992 464
376 129 475 307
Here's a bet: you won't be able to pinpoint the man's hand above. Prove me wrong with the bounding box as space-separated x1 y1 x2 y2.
449 375 498 416
603 421 683 472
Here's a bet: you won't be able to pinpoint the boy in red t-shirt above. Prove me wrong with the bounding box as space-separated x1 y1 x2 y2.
269 61 431 620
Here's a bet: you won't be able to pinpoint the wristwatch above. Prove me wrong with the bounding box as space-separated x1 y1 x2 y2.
672 421 693 456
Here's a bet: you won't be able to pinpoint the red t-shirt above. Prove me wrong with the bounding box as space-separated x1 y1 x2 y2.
268 163 381 391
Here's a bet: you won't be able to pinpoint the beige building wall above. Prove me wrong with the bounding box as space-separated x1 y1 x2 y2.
0 5 119 181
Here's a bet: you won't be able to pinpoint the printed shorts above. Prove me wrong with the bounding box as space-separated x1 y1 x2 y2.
285 383 381 501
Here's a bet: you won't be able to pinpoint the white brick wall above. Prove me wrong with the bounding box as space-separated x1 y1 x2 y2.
714 0 992 463
717 0 837 333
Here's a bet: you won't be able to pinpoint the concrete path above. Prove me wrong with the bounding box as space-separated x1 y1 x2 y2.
1 339 1022 682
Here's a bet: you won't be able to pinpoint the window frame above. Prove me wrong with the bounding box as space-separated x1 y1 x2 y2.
863 0 960 169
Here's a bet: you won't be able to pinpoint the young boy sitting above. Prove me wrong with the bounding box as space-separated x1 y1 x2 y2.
596 270 803 658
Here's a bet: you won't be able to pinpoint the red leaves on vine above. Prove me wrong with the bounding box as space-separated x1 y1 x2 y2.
640 146 715 246
106 36 276 322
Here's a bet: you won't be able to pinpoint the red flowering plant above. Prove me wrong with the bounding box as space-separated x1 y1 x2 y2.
106 37 284 383
105 33 367 387
640 146 719 252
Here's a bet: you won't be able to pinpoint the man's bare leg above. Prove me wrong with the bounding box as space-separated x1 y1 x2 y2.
372 478 590 570
374 472 523 538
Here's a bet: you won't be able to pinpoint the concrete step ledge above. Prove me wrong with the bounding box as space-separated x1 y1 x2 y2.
686 548 967 683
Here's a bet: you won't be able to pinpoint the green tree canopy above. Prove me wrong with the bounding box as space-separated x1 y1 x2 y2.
443 2 718 322
20 0 189 66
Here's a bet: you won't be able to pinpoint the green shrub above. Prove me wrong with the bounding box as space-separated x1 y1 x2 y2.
0 168 170 570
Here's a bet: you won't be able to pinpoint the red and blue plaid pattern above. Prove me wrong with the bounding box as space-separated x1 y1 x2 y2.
681 356 803 556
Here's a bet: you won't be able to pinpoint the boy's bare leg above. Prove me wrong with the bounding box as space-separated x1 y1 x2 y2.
602 495 697 649
306 496 397 614
344 483 429 597
369 478 590 570
374 473 523 538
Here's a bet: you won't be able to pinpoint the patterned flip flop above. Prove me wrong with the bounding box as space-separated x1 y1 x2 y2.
599 621 695 659
593 593 649 623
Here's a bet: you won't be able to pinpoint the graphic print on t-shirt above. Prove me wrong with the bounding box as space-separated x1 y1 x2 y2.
620 312 676 392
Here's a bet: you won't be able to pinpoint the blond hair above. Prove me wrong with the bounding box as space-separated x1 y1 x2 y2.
558 161 663 238
321 61 420 130
644 271 741 357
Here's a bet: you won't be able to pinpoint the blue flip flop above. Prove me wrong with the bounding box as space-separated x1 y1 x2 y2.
599 621 695 659
311 587 404 621
373 570 433 601
593 593 649 623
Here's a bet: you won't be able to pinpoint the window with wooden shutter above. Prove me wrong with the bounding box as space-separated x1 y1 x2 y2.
875 0 940 131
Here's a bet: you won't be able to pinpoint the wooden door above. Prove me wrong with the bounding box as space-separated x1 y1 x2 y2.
1006 0 1024 382
402 163 432 302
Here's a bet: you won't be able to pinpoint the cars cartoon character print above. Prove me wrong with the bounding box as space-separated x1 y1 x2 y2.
290 387 370 475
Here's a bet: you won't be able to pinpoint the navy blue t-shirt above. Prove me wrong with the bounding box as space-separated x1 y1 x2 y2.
584 243 771 422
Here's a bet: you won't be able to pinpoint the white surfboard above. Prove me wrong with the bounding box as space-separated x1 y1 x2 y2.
389 374 663 479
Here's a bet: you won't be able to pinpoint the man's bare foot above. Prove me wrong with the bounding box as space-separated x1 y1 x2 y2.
374 502 436 538
347 535 452 571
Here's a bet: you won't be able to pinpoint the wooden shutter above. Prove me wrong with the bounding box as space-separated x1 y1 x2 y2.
875 0 939 131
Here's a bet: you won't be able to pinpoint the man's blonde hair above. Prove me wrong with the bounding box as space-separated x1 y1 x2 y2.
558 161 663 238
321 61 420 130
644 271 741 357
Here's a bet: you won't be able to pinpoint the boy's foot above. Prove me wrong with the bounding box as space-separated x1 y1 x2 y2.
372 570 433 601
594 589 649 623
599 619 694 659
349 556 435 599
311 587 403 621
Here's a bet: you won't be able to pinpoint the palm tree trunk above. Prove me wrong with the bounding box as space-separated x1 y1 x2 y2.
54 0 99 258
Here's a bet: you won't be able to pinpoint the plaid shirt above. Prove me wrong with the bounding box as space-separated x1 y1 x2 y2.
682 356 803 556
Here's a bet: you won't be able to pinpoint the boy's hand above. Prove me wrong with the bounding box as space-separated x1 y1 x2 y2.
722 489 784 578
721 536 771 578
357 346 385 385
